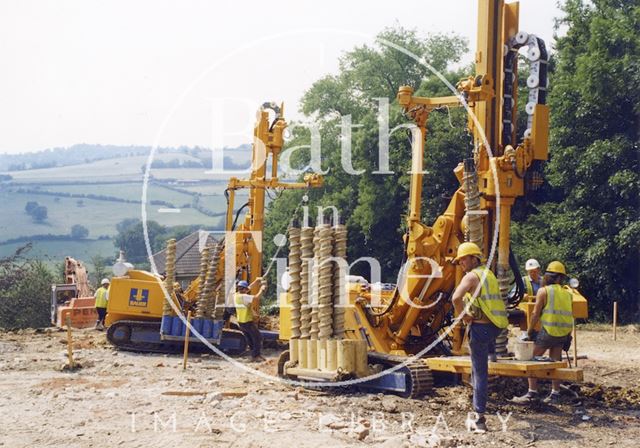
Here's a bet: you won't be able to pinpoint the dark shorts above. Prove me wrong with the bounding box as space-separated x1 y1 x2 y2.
535 327 571 350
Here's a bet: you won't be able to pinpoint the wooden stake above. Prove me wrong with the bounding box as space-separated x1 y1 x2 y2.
572 321 578 368
182 311 192 370
65 314 75 369
613 301 618 341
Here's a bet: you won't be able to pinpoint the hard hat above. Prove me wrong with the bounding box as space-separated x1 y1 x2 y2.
525 259 541 270
453 242 483 263
237 280 250 289
546 261 566 275
101 278 110 285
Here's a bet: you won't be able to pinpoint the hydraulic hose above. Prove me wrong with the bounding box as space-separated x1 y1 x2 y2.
507 248 526 308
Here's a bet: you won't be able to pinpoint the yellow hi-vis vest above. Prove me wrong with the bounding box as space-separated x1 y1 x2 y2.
234 293 253 323
95 287 108 308
523 276 534 296
468 266 509 329
541 284 574 337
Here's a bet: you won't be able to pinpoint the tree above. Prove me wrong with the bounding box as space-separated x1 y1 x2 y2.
113 219 167 264
512 0 640 321
25 201 39 214
0 245 54 329
70 224 89 239
31 205 48 223
116 218 140 234
91 255 110 286
264 27 470 284
157 225 200 253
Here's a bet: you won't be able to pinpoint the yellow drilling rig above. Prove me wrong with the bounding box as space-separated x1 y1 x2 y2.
105 103 322 353
277 0 588 397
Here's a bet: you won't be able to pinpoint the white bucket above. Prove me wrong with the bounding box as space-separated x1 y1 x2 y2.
514 340 535 361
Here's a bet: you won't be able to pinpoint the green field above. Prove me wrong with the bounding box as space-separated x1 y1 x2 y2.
32 182 195 207
178 183 234 195
197 195 230 213
150 167 226 181
0 153 261 268
0 239 116 270
0 190 223 241
7 153 205 183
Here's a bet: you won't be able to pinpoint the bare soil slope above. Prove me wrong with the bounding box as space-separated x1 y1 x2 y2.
1 326 639 447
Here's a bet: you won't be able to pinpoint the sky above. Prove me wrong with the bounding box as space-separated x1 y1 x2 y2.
0 0 563 154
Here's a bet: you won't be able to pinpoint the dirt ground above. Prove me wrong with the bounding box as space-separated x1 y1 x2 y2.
1 325 639 448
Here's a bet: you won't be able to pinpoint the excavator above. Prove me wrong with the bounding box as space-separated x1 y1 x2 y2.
105 103 323 353
277 0 588 397
51 257 97 329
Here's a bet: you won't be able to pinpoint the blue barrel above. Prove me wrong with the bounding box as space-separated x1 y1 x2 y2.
212 320 223 339
160 315 172 334
203 319 213 338
192 318 203 335
171 316 184 336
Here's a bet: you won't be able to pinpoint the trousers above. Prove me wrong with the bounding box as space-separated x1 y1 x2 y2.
238 321 262 357
96 307 107 324
469 322 502 414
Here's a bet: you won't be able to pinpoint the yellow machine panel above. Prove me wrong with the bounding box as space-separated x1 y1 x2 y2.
279 292 293 341
106 270 166 326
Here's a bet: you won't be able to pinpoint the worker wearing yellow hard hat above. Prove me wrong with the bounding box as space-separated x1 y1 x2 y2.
513 260 574 404
452 241 483 263
451 242 508 433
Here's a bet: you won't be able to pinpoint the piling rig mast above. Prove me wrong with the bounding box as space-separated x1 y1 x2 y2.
106 103 323 353
279 0 587 397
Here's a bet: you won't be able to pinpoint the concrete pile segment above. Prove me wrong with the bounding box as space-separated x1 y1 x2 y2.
288 226 302 339
299 226 314 339
162 238 177 316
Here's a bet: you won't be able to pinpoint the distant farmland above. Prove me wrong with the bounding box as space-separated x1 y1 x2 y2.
0 146 278 273
33 182 195 205
7 153 204 182
1 187 227 238
0 239 117 271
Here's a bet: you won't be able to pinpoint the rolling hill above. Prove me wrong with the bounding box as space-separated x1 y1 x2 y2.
0 145 257 271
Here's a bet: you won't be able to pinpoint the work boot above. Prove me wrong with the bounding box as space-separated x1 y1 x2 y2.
94 320 101 330
465 413 487 433
543 391 562 404
249 355 266 363
512 390 538 404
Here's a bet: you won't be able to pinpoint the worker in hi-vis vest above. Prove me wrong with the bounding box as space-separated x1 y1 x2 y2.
509 258 542 300
452 242 509 434
523 258 543 297
234 277 267 362
94 278 110 330
513 261 574 405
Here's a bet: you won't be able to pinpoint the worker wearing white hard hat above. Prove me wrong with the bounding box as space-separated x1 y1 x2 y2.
523 259 542 297
510 258 542 300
